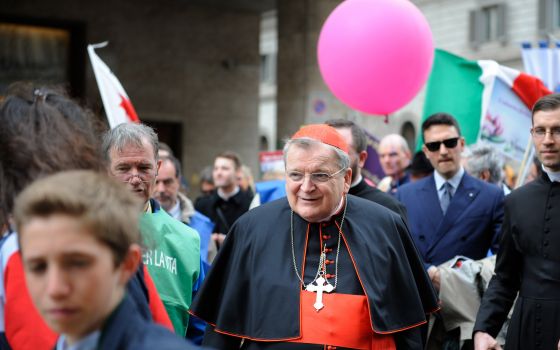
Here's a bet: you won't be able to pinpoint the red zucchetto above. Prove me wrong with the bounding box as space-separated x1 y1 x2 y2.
291 124 349 154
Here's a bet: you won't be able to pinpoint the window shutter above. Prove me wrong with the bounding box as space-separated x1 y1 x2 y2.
469 9 480 48
496 4 507 43
538 0 551 36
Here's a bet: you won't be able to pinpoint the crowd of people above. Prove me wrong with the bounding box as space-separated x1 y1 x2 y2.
1 81 559 350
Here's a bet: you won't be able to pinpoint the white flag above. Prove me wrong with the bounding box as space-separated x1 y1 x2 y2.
87 42 139 128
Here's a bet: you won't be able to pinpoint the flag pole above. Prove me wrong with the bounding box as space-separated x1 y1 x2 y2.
88 42 115 128
515 137 534 188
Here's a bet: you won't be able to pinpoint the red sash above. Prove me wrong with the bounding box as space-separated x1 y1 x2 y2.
288 290 396 349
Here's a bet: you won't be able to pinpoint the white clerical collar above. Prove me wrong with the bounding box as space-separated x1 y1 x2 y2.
350 174 363 188
543 165 560 182
218 186 240 201
168 199 181 220
434 167 464 191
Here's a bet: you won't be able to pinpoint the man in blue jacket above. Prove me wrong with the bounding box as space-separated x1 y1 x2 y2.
396 113 504 347
397 113 504 283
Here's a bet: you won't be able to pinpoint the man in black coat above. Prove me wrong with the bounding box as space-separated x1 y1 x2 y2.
325 119 407 220
195 151 253 247
191 124 438 349
474 94 560 350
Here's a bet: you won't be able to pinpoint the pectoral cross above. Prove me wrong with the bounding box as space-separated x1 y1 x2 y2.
306 276 334 311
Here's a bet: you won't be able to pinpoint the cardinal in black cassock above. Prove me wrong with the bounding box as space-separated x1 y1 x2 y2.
190 124 439 350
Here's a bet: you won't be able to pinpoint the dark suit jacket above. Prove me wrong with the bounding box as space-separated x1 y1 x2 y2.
396 172 504 267
349 177 408 222
54 295 197 350
194 189 253 234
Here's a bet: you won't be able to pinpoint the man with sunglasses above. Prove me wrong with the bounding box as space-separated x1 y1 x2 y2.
191 124 439 349
474 94 560 350
396 113 504 347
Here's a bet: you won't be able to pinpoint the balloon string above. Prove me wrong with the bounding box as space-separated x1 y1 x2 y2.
384 114 389 124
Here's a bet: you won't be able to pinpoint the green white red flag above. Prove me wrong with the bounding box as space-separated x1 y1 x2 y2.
421 49 550 162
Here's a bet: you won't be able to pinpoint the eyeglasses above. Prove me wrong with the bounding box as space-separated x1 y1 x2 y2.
531 127 560 140
111 167 156 183
287 167 346 183
424 137 460 152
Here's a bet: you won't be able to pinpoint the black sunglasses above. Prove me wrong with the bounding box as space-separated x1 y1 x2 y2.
424 137 460 152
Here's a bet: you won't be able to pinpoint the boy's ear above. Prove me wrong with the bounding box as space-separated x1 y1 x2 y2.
119 244 142 285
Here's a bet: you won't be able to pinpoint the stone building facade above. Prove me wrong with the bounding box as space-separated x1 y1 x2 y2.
2 0 557 186
0 0 264 191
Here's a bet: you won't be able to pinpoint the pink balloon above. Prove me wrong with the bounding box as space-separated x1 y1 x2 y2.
318 0 434 115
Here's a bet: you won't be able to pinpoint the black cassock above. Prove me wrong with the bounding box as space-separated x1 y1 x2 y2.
475 173 560 350
191 195 438 349
348 177 408 221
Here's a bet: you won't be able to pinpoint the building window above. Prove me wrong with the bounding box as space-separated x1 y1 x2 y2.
469 3 507 48
0 20 86 96
539 0 560 36
400 121 416 153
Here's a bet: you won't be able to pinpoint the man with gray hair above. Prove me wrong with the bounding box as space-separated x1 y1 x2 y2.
191 124 438 349
103 123 201 337
378 133 412 193
464 145 510 195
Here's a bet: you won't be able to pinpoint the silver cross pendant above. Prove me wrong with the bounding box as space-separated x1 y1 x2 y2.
306 276 334 311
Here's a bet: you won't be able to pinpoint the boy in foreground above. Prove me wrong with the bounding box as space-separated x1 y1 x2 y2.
13 170 195 349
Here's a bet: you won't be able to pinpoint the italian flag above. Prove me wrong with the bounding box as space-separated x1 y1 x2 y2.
420 49 550 148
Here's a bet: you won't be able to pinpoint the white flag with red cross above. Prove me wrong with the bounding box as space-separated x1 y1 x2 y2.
87 42 139 128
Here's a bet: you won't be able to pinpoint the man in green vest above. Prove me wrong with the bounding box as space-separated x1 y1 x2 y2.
103 123 201 337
